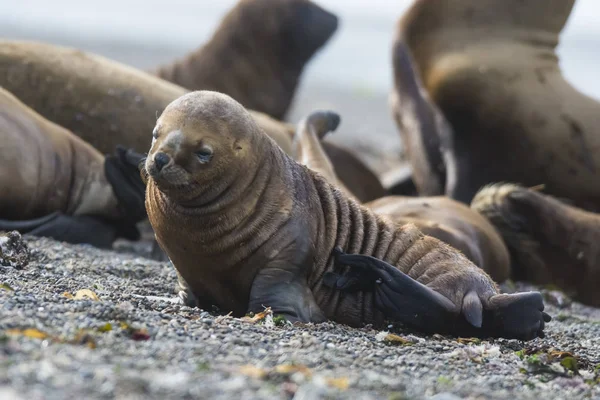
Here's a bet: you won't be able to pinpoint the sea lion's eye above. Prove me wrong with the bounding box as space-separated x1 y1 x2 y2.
195 146 213 164
152 127 159 139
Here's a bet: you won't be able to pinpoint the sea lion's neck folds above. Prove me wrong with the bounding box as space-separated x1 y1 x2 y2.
153 148 293 259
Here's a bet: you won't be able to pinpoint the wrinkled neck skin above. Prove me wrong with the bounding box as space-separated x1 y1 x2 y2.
400 0 575 90
147 137 296 314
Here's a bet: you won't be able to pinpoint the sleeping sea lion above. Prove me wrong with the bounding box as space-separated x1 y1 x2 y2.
153 0 339 120
0 87 146 248
293 110 510 282
0 40 384 203
397 0 600 210
472 183 600 307
144 90 549 340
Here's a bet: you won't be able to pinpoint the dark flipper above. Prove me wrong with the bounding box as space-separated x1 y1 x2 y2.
248 265 327 324
104 145 147 240
325 247 550 340
0 212 119 249
325 248 457 333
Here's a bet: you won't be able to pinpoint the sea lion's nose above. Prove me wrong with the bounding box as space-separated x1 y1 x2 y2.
154 152 171 172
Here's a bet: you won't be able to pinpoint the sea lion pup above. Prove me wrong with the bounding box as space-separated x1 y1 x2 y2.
145 90 549 340
473 183 600 307
293 110 509 282
0 87 146 248
0 40 383 203
398 0 600 210
153 0 339 120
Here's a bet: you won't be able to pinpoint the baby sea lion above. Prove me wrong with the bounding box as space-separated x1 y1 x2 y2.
398 0 600 210
472 183 600 307
144 90 548 340
0 40 383 203
293 109 510 282
0 87 146 248
153 0 339 120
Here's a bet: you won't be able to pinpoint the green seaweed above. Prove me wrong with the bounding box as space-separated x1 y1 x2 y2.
0 283 14 291
437 376 452 385
197 361 211 372
525 354 541 366
560 357 579 374
97 323 113 333
273 315 287 327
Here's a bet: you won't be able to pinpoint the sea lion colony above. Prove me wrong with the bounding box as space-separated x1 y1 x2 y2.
2 0 600 339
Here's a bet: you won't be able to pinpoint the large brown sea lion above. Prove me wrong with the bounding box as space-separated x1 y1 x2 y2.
0 87 146 248
144 90 549 340
396 0 600 210
0 40 384 203
293 110 510 282
153 0 339 120
472 183 600 307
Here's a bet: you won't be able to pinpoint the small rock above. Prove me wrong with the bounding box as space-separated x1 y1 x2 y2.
0 231 29 268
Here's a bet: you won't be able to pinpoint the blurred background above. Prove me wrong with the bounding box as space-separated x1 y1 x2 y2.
1 0 598 177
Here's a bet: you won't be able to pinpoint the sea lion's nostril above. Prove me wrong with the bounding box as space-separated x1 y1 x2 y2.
154 152 170 172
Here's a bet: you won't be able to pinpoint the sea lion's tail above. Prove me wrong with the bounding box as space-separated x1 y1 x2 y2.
470 183 548 283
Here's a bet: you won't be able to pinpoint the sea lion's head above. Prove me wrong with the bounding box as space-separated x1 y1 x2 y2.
145 90 263 205
229 0 339 64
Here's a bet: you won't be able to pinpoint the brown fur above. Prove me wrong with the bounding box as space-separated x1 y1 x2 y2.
366 196 510 283
472 183 600 307
399 0 600 210
145 91 500 328
153 0 338 120
292 109 509 282
0 40 383 203
0 87 120 220
0 40 288 156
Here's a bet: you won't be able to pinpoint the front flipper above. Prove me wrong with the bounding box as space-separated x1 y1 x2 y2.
326 248 551 340
173 268 220 312
0 212 119 249
248 266 326 324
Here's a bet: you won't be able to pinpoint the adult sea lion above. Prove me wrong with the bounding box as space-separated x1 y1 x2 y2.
0 87 146 248
472 183 600 307
398 0 600 210
293 110 510 282
0 40 384 203
153 0 339 120
144 90 549 340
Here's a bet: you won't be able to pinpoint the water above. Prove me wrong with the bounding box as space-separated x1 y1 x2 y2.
2 0 600 98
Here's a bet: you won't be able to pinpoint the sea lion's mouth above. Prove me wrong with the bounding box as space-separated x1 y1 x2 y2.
146 159 193 190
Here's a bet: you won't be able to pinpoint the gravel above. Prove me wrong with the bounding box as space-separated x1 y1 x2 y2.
1 234 600 400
